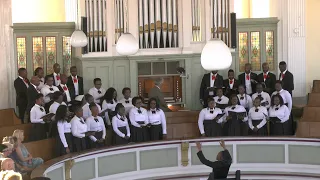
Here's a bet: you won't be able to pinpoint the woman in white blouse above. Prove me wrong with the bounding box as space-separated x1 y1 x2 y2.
129 96 149 142
248 98 268 136
213 88 229 110
86 103 106 148
112 103 130 145
118 87 134 116
147 98 167 140
269 94 290 135
102 88 118 125
198 98 224 137
55 105 72 156
237 85 253 112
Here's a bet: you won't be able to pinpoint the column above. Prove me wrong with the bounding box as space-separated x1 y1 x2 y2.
65 0 77 22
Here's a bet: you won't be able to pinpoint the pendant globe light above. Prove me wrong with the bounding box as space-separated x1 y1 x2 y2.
201 38 232 71
116 0 139 55
70 0 88 48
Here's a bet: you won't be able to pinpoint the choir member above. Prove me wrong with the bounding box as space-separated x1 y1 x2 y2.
238 63 258 95
118 87 134 115
57 74 72 106
257 63 276 95
55 105 73 156
269 94 290 135
112 103 130 145
251 83 271 109
224 94 248 136
129 96 149 142
82 94 102 120
279 61 294 96
147 98 167 140
102 88 118 125
41 76 59 112
149 78 171 112
237 85 253 112
88 78 106 105
30 94 50 141
49 91 66 114
71 106 90 152
86 103 106 148
67 66 84 101
45 63 61 86
223 69 239 98
34 67 45 90
198 98 224 137
14 68 29 123
200 71 224 107
248 98 268 136
26 76 41 123
213 88 229 110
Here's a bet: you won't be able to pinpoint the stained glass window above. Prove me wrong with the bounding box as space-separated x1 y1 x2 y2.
238 32 249 72
32 37 44 71
266 31 274 70
45 37 57 74
62 36 72 75
250 32 261 71
16 37 27 69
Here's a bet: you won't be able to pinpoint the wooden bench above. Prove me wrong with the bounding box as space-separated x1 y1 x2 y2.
307 93 320 107
24 138 56 162
312 80 320 93
296 121 320 138
0 108 21 127
0 124 32 142
299 107 320 122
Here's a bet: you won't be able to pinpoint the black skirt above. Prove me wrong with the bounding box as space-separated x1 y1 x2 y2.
113 127 129 145
203 120 222 137
149 124 163 141
55 132 73 156
130 122 149 143
89 131 104 149
270 117 289 136
30 123 47 141
73 136 87 152
227 118 248 136
249 120 267 136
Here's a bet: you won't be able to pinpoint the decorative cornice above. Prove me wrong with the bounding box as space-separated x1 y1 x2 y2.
12 22 75 33
236 17 279 26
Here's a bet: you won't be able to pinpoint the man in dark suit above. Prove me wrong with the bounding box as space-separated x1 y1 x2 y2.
149 78 171 112
45 63 61 86
200 71 224 107
279 61 294 96
14 68 29 123
257 63 276 95
25 76 41 123
67 66 84 101
238 63 258 95
57 74 72 105
223 69 239 98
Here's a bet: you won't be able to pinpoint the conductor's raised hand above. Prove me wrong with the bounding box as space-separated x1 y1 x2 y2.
196 141 202 151
219 139 226 150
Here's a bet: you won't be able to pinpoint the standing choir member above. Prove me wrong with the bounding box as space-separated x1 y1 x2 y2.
237 85 253 112
14 68 29 123
271 82 292 115
82 94 101 120
67 66 84 101
269 94 290 135
26 76 41 123
88 78 106 105
224 95 248 136
257 63 276 95
30 94 50 141
248 98 268 136
251 83 271 109
57 74 72 106
55 105 73 156
129 96 149 142
119 87 134 115
147 98 167 140
238 63 258 95
102 88 118 124
223 69 239 98
213 88 229 110
198 98 224 137
45 63 61 86
41 76 59 112
71 106 90 152
49 91 66 114
279 61 294 96
112 103 130 145
34 67 45 90
148 78 171 112
86 103 106 148
200 71 224 107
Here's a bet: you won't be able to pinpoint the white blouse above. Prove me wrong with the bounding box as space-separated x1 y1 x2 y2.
102 99 117 125
269 105 290 123
57 121 71 148
30 104 46 124
88 87 106 104
40 85 59 103
224 105 248 122
271 89 292 112
129 107 149 128
252 91 271 109
82 103 102 120
119 98 134 115
198 108 223 135
248 106 268 130
49 101 67 114
71 116 87 138
213 95 229 106
112 114 131 138
147 109 167 134
237 94 253 109
86 116 106 142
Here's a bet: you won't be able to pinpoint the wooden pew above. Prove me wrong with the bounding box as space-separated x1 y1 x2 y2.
299 107 320 122
0 108 21 127
312 80 320 93
0 124 32 142
24 138 56 162
307 93 320 107
296 121 320 138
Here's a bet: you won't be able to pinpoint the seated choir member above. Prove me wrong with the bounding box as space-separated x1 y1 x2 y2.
129 96 149 142
86 103 106 148
198 98 224 137
102 88 118 124
237 85 253 112
248 98 268 136
223 69 239 98
118 87 134 115
213 87 229 110
71 106 90 152
147 98 167 140
34 67 45 90
196 140 232 180
112 103 130 145
269 94 290 135
41 76 59 112
55 105 73 156
88 78 106 105
57 74 72 106
224 94 248 136
251 83 271 109
82 94 102 120
49 91 66 114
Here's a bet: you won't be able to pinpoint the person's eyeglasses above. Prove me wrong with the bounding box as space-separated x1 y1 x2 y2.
95 84 102 86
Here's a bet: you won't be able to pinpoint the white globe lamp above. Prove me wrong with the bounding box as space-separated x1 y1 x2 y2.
201 38 232 71
116 33 139 56
70 30 88 48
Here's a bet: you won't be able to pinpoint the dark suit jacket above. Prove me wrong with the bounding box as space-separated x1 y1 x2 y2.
257 72 276 95
200 73 224 101
279 71 294 95
238 72 258 94
14 78 29 107
223 79 239 98
148 86 171 112
67 76 84 100
57 84 68 103
26 85 40 112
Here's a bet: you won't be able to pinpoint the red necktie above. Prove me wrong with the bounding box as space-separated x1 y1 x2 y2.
63 86 68 91
212 75 216 80
229 79 233 84
246 74 250 80
24 78 28 83
56 75 60 80
73 78 78 83
281 73 285 79
263 73 267 79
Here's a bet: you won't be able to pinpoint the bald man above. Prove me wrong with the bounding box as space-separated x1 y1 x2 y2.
1 158 15 171
257 63 276 95
148 78 171 112
25 76 41 123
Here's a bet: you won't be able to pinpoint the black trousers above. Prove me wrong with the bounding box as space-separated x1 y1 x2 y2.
17 104 27 123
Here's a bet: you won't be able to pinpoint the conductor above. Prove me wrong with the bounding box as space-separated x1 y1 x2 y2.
196 140 232 180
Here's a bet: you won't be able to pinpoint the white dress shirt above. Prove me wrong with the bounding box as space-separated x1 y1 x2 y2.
147 108 167 134
245 73 253 95
248 106 268 130
38 77 44 90
223 105 248 122
19 76 29 88
57 121 71 148
59 84 71 103
71 75 79 96
214 95 229 107
82 103 102 120
88 87 106 104
119 97 134 115
129 107 149 127
271 89 292 112
263 71 269 82
210 72 217 87
49 101 67 114
280 70 287 81
86 116 106 142
53 72 61 86
30 104 46 124
237 94 253 109
41 85 59 103
228 79 234 89
252 91 271 109
71 116 87 138
269 105 290 123
198 107 223 134
102 99 117 125
112 114 131 138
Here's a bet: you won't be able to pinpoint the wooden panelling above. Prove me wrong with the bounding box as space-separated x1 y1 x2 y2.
0 108 21 127
307 93 320 107
0 124 32 142
24 138 56 162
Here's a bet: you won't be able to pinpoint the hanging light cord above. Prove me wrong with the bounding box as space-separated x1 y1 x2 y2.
125 0 129 33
